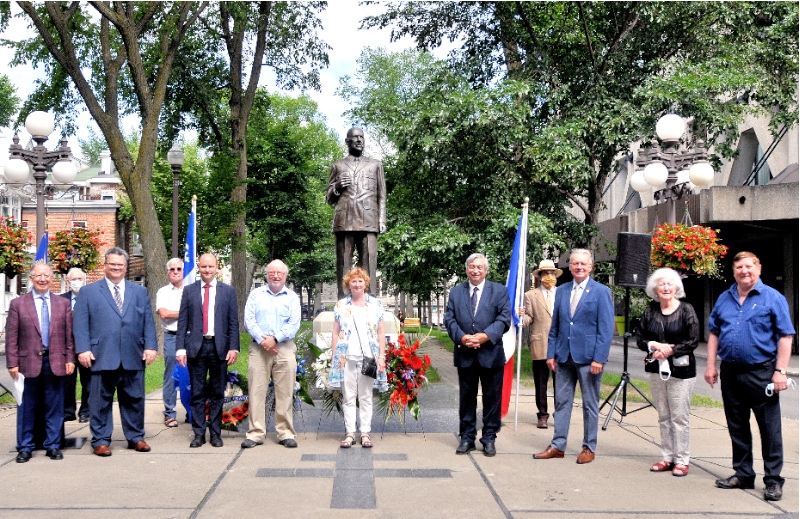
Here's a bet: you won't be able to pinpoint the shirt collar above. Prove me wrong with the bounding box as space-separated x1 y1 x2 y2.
573 278 589 291
202 278 217 288
33 290 50 299
469 280 486 292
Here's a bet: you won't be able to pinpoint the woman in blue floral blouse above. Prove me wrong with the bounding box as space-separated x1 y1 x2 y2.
329 268 387 448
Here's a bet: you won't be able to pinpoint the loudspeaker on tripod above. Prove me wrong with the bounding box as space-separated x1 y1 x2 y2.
616 232 651 287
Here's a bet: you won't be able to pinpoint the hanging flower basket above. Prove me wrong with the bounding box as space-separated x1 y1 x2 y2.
49 228 105 275
0 217 32 278
651 223 728 279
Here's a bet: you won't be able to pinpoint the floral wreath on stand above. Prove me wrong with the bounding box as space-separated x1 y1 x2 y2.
221 371 249 432
378 333 431 423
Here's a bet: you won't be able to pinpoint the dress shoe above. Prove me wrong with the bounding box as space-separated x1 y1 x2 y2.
279 438 298 448
764 481 783 501
241 438 263 449
537 416 548 429
128 440 151 452
482 442 496 457
533 445 564 459
455 441 476 455
78 415 90 423
64 413 77 422
210 435 223 448
46 448 64 460
715 475 755 490
93 444 112 457
576 447 595 464
15 451 32 463
190 435 206 448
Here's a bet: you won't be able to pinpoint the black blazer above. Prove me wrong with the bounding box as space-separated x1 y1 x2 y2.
176 280 240 360
445 280 512 369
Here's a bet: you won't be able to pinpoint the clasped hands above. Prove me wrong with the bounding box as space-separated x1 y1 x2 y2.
460 333 488 349
648 341 674 360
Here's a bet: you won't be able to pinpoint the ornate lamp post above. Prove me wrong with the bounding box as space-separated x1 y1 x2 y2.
167 143 185 259
630 114 715 224
3 111 78 244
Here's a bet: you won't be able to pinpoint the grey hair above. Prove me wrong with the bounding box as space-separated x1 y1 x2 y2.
465 253 489 271
645 268 686 300
29 262 52 276
166 257 183 270
66 267 86 280
267 259 289 275
569 248 593 264
105 247 129 264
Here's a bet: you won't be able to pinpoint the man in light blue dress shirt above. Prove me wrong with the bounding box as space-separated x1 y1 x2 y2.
242 259 302 449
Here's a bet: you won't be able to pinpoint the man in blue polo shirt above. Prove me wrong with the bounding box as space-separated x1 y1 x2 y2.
705 251 795 502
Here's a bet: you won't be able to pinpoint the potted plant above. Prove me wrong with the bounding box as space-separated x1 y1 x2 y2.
0 217 32 278
651 223 728 279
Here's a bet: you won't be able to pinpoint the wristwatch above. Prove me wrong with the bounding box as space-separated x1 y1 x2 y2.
775 368 787 375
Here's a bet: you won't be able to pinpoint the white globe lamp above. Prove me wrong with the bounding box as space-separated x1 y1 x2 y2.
51 159 78 185
3 158 31 184
24 111 55 140
689 161 714 187
643 161 669 187
655 114 685 142
630 170 651 192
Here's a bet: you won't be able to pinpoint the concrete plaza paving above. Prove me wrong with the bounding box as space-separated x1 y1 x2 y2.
0 340 796 518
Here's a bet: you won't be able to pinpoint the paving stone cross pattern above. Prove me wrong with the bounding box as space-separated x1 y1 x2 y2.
257 448 451 509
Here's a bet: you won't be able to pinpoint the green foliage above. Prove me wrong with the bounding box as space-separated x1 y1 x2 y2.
49 228 104 275
0 74 19 127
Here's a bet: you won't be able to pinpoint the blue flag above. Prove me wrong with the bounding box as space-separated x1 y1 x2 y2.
35 232 48 263
183 197 197 282
505 211 527 329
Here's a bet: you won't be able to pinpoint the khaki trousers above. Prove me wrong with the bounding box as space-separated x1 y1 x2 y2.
246 340 297 442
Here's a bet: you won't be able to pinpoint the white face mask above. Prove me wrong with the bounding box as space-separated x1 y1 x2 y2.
70 279 84 293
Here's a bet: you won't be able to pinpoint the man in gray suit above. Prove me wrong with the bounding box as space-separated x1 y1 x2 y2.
533 249 614 464
326 127 386 298
73 247 158 457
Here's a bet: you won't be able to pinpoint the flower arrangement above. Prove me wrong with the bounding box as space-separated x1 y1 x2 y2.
49 227 104 275
651 223 728 279
221 371 249 431
308 334 344 416
0 217 31 277
379 334 431 422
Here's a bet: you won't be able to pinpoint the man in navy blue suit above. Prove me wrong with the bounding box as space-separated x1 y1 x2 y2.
534 248 614 464
445 253 512 457
73 248 158 457
176 253 239 448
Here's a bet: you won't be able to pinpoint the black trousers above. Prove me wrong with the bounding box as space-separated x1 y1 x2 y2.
188 339 227 437
457 364 503 444
64 361 91 420
532 359 555 418
720 360 784 486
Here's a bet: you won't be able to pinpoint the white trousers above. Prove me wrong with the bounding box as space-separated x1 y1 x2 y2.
648 373 696 465
343 357 374 434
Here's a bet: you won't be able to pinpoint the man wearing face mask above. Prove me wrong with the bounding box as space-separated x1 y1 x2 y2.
518 260 562 429
61 268 90 423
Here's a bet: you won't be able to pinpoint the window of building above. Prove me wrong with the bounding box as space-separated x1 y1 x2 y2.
101 190 115 201
72 221 87 229
747 143 773 186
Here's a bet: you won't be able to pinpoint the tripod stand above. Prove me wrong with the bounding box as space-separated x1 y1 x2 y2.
600 285 654 430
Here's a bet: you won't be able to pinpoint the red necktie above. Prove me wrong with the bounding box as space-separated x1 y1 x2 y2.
202 284 210 335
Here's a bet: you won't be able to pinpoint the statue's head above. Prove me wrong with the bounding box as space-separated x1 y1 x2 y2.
345 127 365 156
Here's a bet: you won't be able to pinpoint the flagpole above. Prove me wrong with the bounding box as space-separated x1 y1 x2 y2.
513 197 529 430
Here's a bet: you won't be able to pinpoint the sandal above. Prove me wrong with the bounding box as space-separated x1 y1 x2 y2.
672 464 689 477
361 434 373 448
650 460 674 472
164 417 179 428
340 433 355 449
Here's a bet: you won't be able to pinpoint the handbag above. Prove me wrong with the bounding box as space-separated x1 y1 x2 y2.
353 316 378 379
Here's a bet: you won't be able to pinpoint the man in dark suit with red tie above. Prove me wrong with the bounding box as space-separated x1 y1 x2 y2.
6 262 74 462
176 253 239 448
445 253 512 457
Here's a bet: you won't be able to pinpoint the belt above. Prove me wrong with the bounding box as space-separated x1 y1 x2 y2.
203 335 214 341
164 330 177 335
38 350 50 356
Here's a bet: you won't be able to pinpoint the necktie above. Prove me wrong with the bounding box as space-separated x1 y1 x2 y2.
40 296 50 349
470 286 478 316
545 290 553 314
570 285 581 317
202 284 211 335
113 284 123 312
71 295 75 310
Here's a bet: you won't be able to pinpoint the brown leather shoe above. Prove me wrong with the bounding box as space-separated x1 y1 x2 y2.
576 447 595 464
537 416 548 429
128 440 151 452
93 444 112 457
533 446 564 459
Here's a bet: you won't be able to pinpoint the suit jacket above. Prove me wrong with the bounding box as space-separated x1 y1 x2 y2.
176 280 240 360
521 288 555 360
5 291 74 377
547 278 614 365
72 279 158 372
445 280 512 369
325 155 386 233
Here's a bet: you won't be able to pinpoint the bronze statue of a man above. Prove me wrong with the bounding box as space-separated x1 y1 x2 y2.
326 127 386 298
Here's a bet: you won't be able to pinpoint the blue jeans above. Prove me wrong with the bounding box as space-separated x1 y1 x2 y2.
162 332 177 419
551 357 602 452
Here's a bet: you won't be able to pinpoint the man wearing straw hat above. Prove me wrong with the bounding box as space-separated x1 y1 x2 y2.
518 259 562 429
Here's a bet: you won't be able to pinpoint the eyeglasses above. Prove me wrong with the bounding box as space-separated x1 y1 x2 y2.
31 274 51 279
106 263 126 268
169 267 183 272
657 282 674 288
